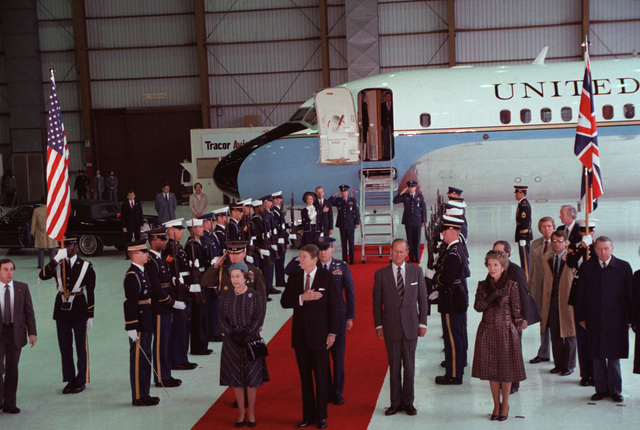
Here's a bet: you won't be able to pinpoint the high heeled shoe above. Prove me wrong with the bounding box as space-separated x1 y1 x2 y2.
490 403 501 421
247 421 257 428
498 406 509 421
235 419 246 428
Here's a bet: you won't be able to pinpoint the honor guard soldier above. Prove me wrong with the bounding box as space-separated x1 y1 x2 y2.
162 219 197 371
185 218 212 356
272 191 290 289
123 240 158 406
514 185 533 275
328 185 360 265
261 194 281 295
393 180 428 263
200 212 222 265
426 216 468 385
566 218 597 387
228 203 244 242
39 235 95 394
250 200 270 278
199 212 224 341
146 228 186 388
447 186 463 199
214 207 229 253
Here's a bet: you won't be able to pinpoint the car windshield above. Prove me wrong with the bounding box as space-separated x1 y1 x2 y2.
2 205 33 219
91 202 121 219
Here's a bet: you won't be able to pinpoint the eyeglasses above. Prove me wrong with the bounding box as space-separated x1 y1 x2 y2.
551 239 565 243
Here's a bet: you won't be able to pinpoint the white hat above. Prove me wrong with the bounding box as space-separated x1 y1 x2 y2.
213 206 229 216
251 200 262 207
186 218 203 227
240 198 252 206
163 218 184 228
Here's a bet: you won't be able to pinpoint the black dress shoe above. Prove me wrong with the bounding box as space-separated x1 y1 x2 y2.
440 360 446 368
404 405 417 416
156 377 182 387
611 394 624 403
530 356 550 364
247 421 256 428
235 420 245 428
71 383 85 394
580 377 590 386
266 297 273 302
560 369 574 376
132 395 160 406
334 395 344 405
267 288 282 294
317 419 327 429
2 405 21 414
435 375 462 385
550 367 561 374
209 335 225 342
591 392 609 401
172 362 198 370
297 419 314 427
192 349 214 355
510 386 519 394
62 382 74 394
497 406 509 421
385 405 402 416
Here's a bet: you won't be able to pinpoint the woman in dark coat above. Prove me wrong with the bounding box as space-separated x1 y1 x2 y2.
472 250 526 421
301 191 322 245
220 262 268 427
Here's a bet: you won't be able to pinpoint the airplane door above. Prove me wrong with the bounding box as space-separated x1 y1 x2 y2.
315 87 360 165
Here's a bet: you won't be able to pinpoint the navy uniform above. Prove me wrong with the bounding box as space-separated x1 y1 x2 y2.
214 207 228 252
145 228 183 388
430 216 468 385
39 236 95 394
328 185 360 265
184 218 212 355
261 195 280 294
199 212 224 342
162 219 197 370
393 180 427 263
273 191 289 288
566 219 597 386
514 185 533 275
228 203 244 242
123 240 158 406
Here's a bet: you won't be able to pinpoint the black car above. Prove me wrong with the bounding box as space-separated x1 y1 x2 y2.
0 200 158 256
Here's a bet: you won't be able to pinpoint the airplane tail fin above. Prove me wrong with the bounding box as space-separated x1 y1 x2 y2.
533 46 549 64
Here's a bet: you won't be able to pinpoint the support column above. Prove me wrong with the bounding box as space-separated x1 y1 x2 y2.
345 0 380 82
195 0 211 128
448 0 456 67
72 0 93 172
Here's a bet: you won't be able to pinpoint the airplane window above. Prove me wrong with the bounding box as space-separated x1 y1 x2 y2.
624 104 635 119
420 114 431 127
540 108 551 123
303 107 317 126
561 107 572 122
520 109 531 124
602 105 614 120
288 108 308 122
500 110 511 124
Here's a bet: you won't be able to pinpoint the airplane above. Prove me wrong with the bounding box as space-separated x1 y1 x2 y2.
213 53 640 205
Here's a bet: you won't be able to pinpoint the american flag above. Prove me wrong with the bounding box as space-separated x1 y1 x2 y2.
46 70 71 241
574 48 603 213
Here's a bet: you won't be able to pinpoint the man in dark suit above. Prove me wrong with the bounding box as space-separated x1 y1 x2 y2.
121 189 144 241
380 91 394 159
576 236 633 403
93 169 105 200
393 180 427 263
514 185 532 274
328 185 360 265
39 236 96 395
314 187 333 237
281 244 340 429
0 259 37 414
154 183 177 225
373 238 428 416
558 205 581 245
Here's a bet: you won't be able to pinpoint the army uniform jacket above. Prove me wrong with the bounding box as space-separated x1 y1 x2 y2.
146 250 176 316
434 241 468 314
123 264 153 332
40 257 96 323
162 239 192 302
515 197 532 241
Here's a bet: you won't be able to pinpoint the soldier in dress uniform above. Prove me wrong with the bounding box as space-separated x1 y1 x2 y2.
200 212 222 264
272 191 289 289
447 186 463 200
199 212 224 342
514 185 533 275
146 228 186 388
328 185 360 265
39 235 95 394
162 219 197 371
566 218 597 387
123 240 159 406
260 195 281 296
214 207 229 253
393 180 428 263
426 216 468 385
228 203 244 242
185 218 212 356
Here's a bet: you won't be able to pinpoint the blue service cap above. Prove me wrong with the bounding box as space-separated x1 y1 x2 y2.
315 236 336 250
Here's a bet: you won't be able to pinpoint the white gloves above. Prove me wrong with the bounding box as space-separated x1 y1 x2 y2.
519 240 527 246
190 284 201 293
86 318 93 331
425 268 435 279
127 330 139 342
429 291 439 301
211 257 220 266
173 301 186 310
271 244 278 251
194 259 200 268
582 235 593 246
246 256 254 264
54 248 68 263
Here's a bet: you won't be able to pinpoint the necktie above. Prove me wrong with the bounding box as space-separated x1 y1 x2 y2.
543 240 549 254
305 274 311 292
602 261 607 269
165 194 168 201
387 102 390 110
130 200 134 209
3 285 10 324
396 267 404 300
552 256 560 296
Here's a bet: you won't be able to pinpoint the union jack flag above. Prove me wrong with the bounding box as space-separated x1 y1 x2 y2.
574 49 603 213
46 69 70 241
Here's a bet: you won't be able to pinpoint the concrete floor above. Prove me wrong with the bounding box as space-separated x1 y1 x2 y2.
1 198 639 429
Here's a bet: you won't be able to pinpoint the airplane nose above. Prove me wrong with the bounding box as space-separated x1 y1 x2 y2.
213 151 244 199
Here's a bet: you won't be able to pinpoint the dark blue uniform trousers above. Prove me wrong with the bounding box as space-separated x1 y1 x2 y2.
405 225 421 262
169 304 190 366
56 320 88 384
130 331 152 401
576 323 593 378
153 313 173 383
207 289 221 338
518 241 531 276
441 312 466 380
339 228 355 264
329 314 347 396
275 251 286 286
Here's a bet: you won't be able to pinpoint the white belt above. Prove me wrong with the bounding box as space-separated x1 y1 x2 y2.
179 271 189 276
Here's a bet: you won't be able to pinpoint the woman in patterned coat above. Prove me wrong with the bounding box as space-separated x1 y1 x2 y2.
472 250 526 421
220 262 268 427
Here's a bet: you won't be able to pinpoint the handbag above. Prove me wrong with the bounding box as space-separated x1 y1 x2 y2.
246 338 269 360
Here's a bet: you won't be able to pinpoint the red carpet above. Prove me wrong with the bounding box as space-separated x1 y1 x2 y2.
193 248 393 429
